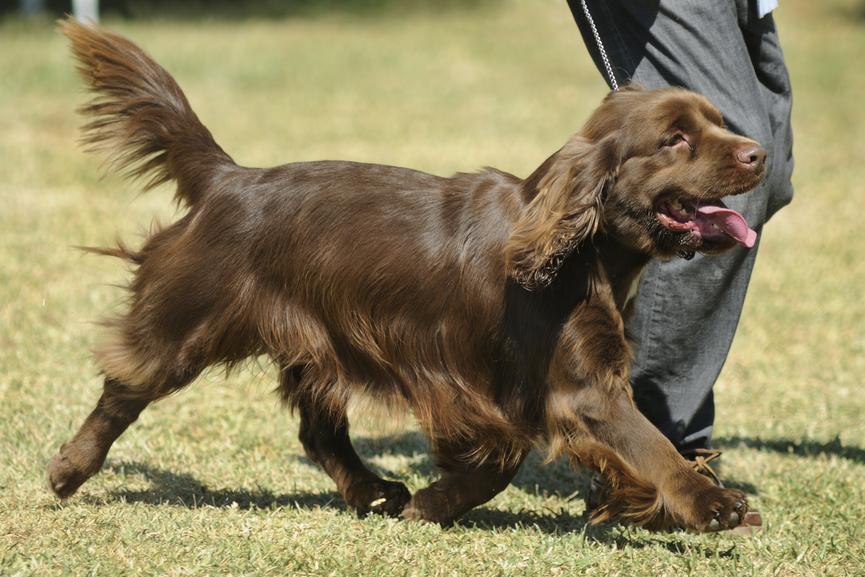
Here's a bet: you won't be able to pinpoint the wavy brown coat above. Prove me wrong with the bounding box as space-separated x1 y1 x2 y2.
48 18 766 532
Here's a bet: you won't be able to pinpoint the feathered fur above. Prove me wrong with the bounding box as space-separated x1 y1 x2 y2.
49 18 762 532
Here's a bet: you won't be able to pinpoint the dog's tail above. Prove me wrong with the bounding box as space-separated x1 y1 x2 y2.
60 17 234 207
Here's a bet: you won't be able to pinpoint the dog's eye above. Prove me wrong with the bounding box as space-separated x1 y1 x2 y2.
663 132 693 151
666 133 685 146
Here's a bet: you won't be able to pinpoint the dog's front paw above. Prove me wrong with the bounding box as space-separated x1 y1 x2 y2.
680 485 749 532
400 488 451 525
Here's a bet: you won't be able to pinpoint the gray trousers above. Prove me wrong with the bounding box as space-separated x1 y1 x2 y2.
568 0 794 451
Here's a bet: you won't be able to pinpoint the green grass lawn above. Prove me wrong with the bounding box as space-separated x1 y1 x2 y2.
2 0 864 575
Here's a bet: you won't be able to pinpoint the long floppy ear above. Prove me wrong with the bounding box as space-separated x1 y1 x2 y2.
506 134 620 291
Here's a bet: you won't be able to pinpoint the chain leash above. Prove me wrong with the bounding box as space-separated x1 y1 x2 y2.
579 0 619 91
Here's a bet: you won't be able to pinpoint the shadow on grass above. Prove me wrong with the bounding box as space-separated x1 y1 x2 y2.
459 509 740 557
715 435 865 465
96 459 594 539
351 430 587 499
89 429 849 550
90 459 741 555
352 431 765 495
94 461 345 511
108 429 853 522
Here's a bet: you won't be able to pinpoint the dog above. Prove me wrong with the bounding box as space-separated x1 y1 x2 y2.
49 18 765 532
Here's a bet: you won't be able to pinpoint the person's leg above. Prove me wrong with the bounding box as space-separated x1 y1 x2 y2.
567 0 793 451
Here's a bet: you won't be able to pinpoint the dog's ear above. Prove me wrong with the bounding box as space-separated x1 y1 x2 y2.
506 135 620 291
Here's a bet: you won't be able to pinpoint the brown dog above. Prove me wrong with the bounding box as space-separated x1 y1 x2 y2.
49 18 765 532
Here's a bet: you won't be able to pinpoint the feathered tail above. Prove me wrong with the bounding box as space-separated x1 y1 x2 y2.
60 17 235 206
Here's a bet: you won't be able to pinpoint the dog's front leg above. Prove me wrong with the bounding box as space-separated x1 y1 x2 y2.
549 384 748 532
401 439 526 526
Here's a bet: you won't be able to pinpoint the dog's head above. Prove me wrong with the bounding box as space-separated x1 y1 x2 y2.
507 86 766 291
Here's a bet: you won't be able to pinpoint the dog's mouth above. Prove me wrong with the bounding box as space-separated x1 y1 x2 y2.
655 197 757 249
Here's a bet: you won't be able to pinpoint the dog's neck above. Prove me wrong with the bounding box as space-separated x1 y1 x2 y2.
592 235 652 313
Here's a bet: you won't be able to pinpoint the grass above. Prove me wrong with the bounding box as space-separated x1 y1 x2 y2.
1 0 864 575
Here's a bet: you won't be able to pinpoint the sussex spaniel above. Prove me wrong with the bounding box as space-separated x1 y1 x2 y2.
49 18 765 532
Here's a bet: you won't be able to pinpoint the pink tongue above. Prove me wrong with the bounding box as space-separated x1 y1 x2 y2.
695 206 757 248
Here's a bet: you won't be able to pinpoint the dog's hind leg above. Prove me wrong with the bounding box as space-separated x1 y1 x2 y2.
401 439 526 525
47 371 197 499
48 313 207 498
48 316 214 499
283 367 411 517
48 205 261 499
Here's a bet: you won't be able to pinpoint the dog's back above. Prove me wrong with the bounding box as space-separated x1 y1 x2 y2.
62 19 531 441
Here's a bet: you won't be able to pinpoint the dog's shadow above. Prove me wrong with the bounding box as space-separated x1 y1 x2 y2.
291 430 589 500
94 454 606 538
95 431 588 520
92 461 347 511
94 430 608 539
91 457 729 555
90 431 863 550
349 431 762 496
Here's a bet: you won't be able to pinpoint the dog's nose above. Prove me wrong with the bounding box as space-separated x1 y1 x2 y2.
735 144 767 169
